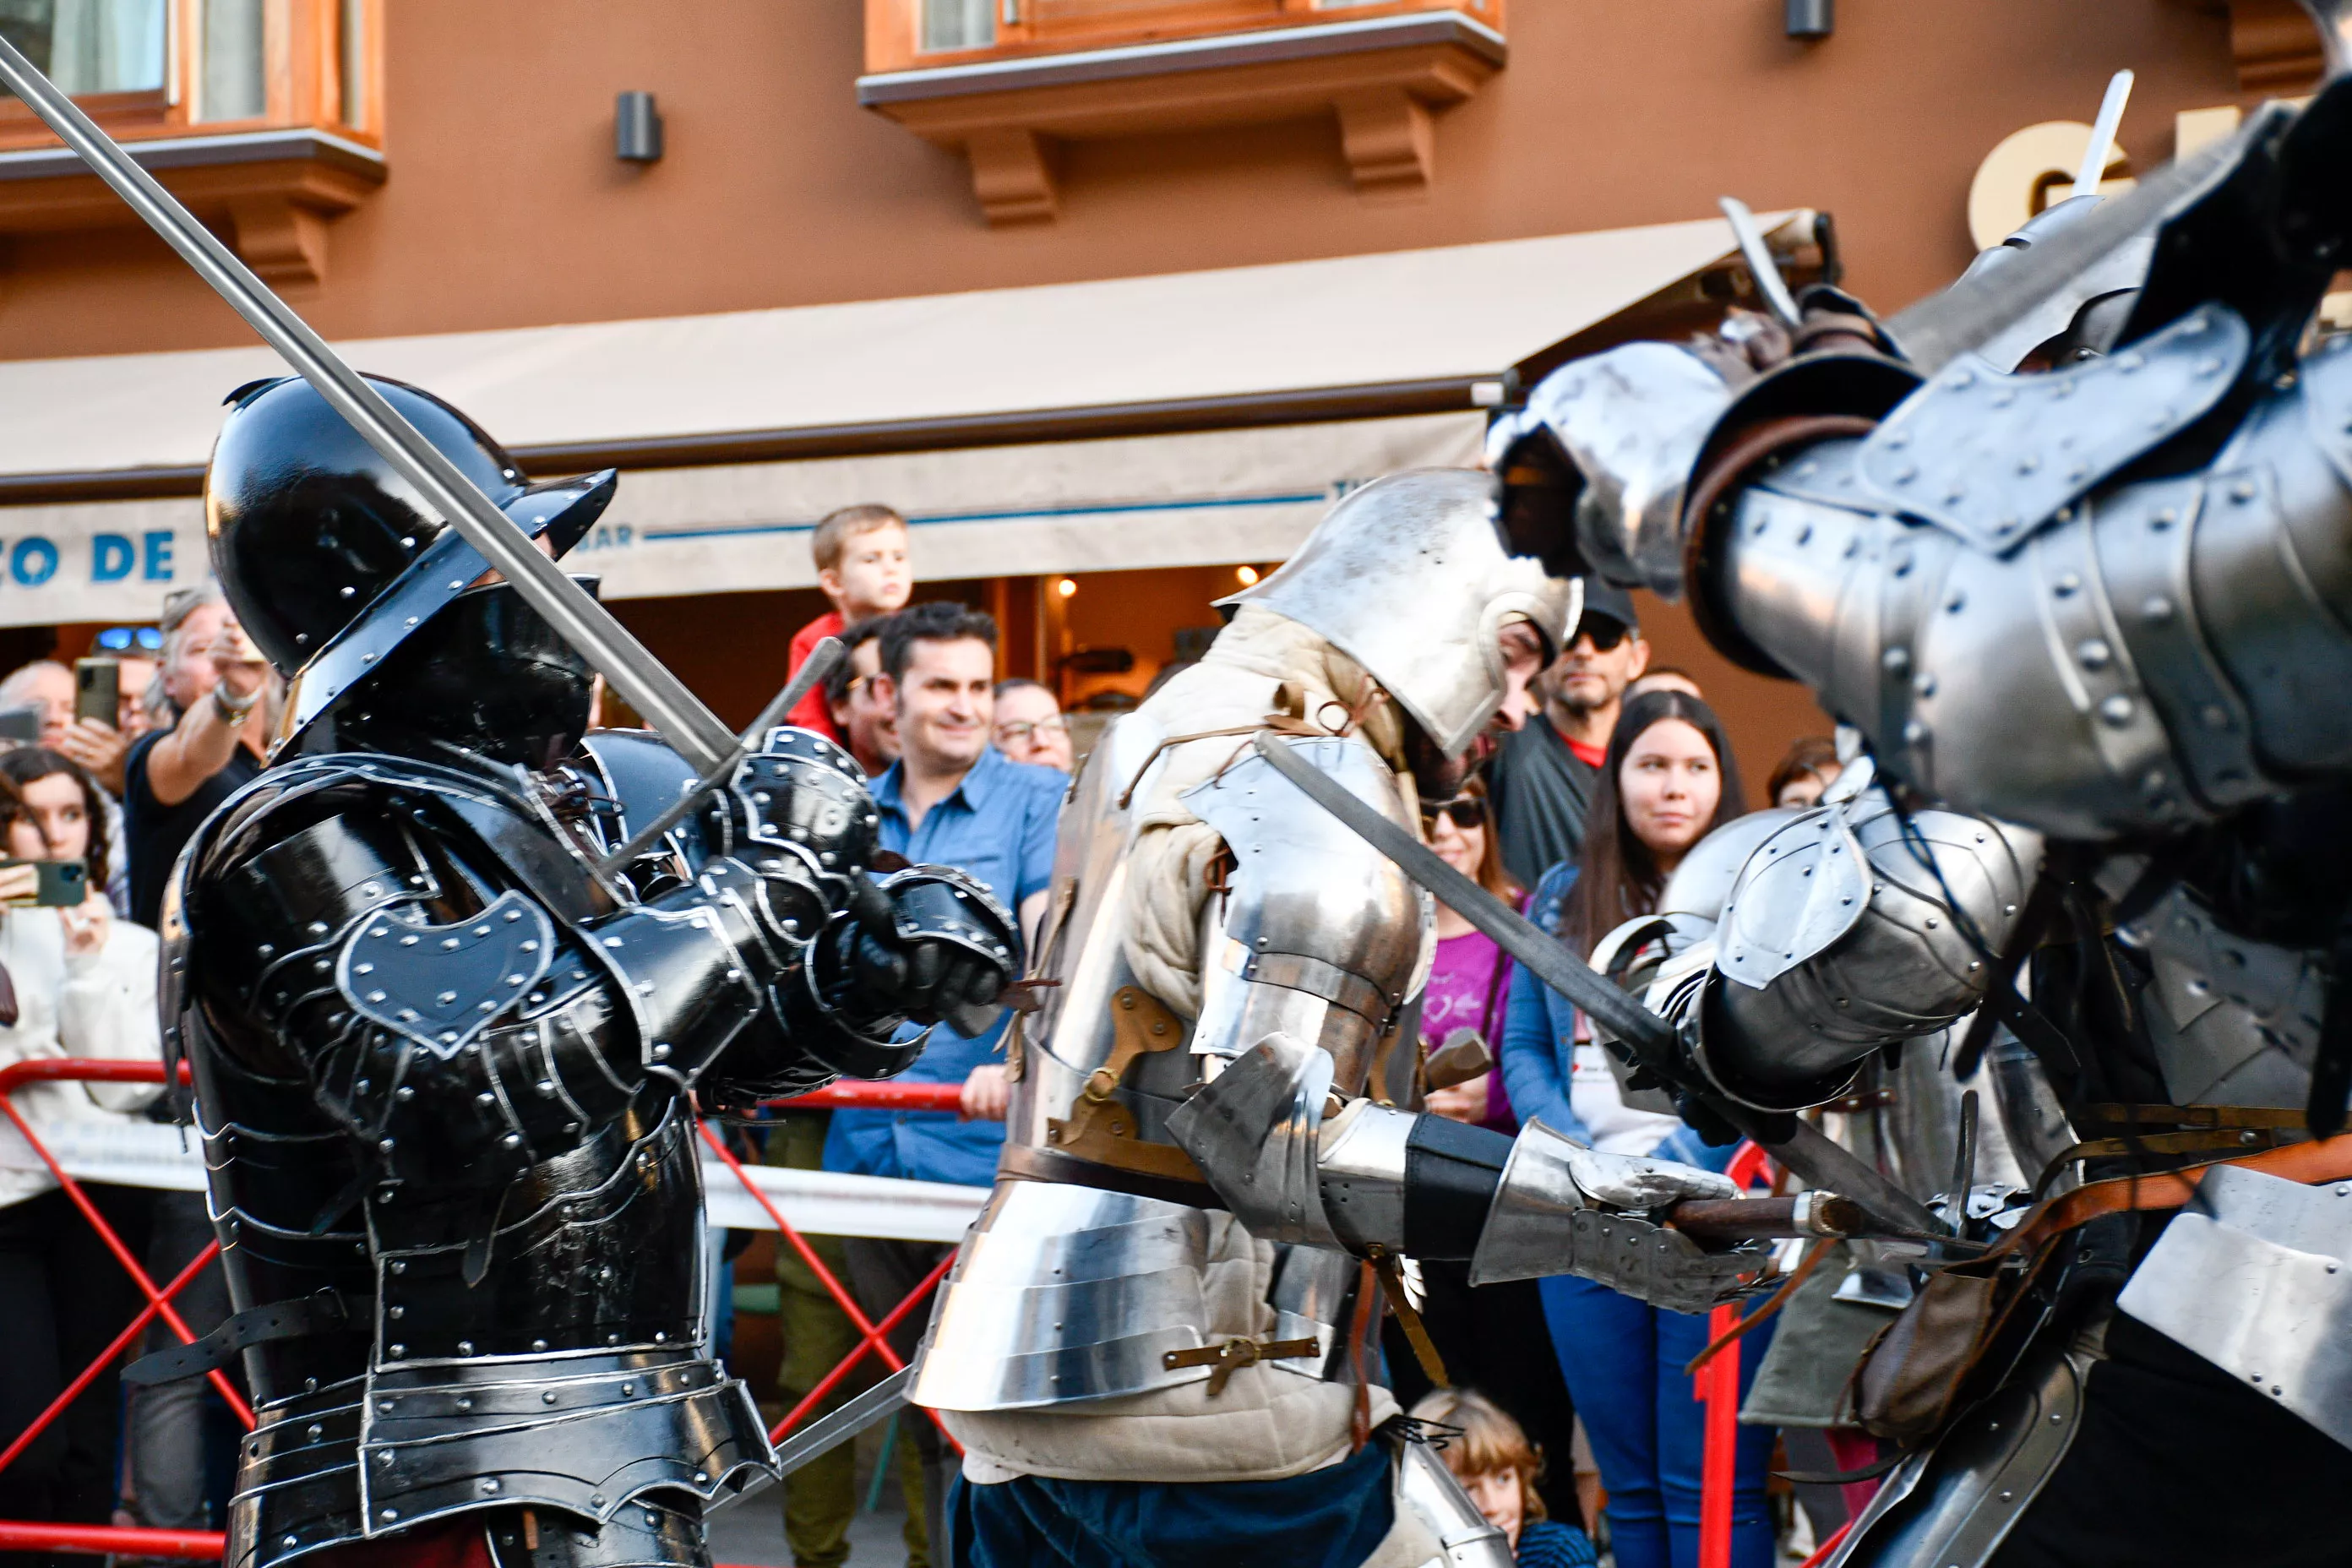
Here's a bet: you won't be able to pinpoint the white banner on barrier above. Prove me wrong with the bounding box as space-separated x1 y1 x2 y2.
0 1118 986 1244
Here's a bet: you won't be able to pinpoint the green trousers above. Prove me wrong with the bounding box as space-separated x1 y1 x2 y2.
768 1111 932 1568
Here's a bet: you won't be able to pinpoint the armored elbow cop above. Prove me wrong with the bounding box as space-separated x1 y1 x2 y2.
1167 1033 1764 1315
1608 787 2043 1113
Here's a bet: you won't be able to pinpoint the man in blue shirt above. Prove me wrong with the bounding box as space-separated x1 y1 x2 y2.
823 601 1064 1186
816 600 1065 1555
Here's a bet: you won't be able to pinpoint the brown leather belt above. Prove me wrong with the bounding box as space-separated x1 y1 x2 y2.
998 1141 1224 1211
2001 1129 2352 1260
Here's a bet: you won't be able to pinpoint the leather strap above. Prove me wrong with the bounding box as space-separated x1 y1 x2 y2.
2077 1102 2311 1131
1370 1250 1448 1389
1040 985 1211 1190
122 1288 366 1386
1160 1335 1322 1396
998 1142 1223 1211
1999 1130 2352 1262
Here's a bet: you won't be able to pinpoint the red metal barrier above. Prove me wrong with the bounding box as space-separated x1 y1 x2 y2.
1800 1518 1853 1566
1696 1141 1775 1568
787 1080 962 1113
0 1062 968 1560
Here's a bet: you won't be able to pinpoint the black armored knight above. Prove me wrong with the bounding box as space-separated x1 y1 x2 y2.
148 377 1016 1568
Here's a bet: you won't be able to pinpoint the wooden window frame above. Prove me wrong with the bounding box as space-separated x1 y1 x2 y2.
861 0 1506 223
0 0 384 283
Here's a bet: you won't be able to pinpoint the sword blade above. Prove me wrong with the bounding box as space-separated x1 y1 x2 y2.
0 37 738 775
2070 69 2135 199
1248 732 1938 1236
594 637 847 876
713 1365 916 1512
1718 197 1801 329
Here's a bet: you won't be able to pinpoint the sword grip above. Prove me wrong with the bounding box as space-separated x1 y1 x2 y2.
1666 1192 1864 1244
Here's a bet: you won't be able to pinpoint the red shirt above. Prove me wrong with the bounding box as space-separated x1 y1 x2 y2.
786 612 845 740
1565 736 1607 769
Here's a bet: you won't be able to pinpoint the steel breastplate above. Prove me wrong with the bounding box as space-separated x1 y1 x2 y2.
919 709 1413 1413
911 1179 1365 1413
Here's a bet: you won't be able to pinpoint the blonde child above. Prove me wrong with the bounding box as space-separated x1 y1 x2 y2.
1410 1388 1598 1568
787 504 912 738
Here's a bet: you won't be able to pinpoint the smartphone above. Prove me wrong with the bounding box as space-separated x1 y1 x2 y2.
0 705 39 743
74 658 119 729
0 859 86 907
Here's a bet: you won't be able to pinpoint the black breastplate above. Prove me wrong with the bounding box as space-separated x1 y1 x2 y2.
172 754 775 1568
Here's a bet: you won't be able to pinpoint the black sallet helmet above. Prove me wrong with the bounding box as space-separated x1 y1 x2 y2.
205 374 616 755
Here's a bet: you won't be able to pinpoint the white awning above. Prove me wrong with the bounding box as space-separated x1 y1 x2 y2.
0 211 1797 482
0 411 1484 623
0 210 1810 623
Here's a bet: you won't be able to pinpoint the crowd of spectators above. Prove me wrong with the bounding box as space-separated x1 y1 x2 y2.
0 577 283 1554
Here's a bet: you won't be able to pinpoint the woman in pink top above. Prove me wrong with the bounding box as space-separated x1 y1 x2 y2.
1419 777 1522 1132
1388 776 1587 1531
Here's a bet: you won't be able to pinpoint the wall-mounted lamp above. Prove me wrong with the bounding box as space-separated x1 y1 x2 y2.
1055 577 1079 599
1234 565 1260 587
615 90 664 163
1785 0 1832 39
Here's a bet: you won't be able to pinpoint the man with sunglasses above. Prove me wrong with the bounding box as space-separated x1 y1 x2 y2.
1485 580 1650 888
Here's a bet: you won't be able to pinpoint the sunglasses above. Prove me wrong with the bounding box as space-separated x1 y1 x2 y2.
94 627 164 652
1571 618 1631 654
1422 797 1488 831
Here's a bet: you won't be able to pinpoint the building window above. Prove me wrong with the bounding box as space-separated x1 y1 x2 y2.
199 0 264 121
0 0 167 95
924 0 995 52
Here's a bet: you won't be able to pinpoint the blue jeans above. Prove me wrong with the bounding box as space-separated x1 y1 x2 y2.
1538 1275 1779 1568
949 1439 1393 1568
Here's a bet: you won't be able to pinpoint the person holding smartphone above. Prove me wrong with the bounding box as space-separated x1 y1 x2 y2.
121 583 273 928
0 751 165 1554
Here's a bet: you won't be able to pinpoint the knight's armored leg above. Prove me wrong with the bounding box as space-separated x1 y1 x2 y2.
163 378 1018 1568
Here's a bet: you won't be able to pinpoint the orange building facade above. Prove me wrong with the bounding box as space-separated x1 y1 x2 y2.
0 0 2323 785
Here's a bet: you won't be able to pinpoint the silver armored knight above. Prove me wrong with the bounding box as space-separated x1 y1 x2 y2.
908 470 1772 1567
1483 50 2352 1568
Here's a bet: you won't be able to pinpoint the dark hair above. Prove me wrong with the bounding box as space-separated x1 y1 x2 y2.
994 676 1050 700
1558 689 1745 958
1426 776 1518 905
879 601 998 683
824 615 890 709
1767 734 1841 805
0 747 110 896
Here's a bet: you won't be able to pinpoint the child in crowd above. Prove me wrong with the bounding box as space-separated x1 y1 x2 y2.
1410 1388 1598 1568
787 504 912 738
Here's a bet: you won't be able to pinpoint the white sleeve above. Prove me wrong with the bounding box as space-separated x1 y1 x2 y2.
57 918 164 1113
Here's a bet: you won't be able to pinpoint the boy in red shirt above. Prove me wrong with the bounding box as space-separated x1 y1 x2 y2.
787 504 912 738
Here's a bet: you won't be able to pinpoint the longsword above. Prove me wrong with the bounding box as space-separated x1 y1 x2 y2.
1248 731 1941 1238
0 39 738 775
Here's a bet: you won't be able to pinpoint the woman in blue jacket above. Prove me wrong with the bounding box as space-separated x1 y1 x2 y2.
1498 689 1780 1568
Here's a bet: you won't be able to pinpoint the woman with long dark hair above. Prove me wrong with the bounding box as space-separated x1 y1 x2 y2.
0 748 166 1554
1497 689 1781 1568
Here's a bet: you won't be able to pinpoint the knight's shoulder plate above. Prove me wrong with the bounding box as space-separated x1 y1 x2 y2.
1855 304 2251 553
1179 732 1411 852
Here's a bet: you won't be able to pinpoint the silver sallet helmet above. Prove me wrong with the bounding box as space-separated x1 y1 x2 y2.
1220 467 1582 758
